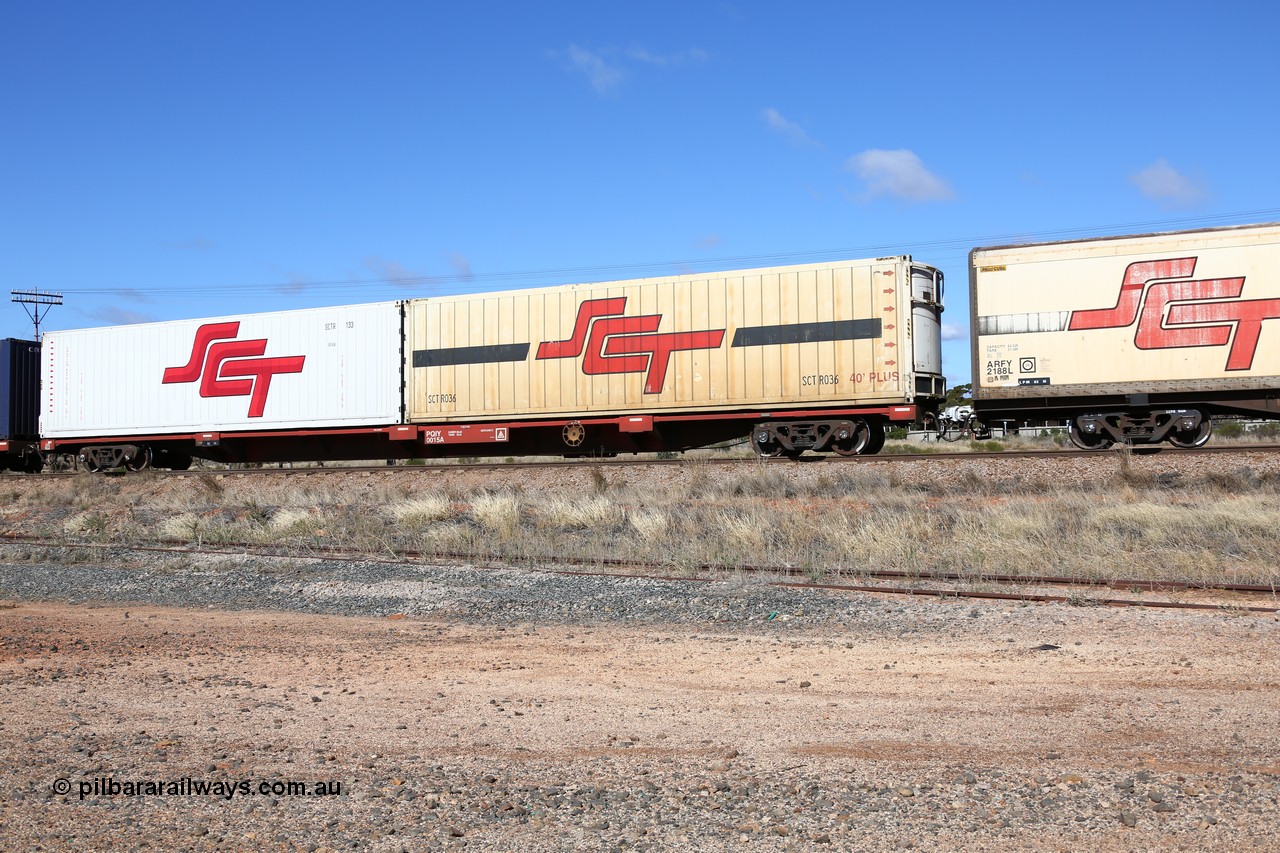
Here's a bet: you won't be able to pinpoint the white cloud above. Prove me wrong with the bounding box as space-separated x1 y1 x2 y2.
761 107 821 148
162 237 215 251
940 323 965 341
364 256 434 289
1130 158 1206 208
557 44 705 96
118 288 153 304
564 44 627 95
86 306 157 326
845 149 954 202
625 47 708 66
447 252 474 282
276 273 310 295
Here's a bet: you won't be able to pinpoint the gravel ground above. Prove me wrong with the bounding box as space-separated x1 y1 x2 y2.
1 544 1278 851
0 544 1005 628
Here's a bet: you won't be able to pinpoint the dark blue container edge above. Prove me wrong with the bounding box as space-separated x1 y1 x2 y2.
1 338 41 440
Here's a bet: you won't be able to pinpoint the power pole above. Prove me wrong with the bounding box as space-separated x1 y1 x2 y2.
11 289 63 341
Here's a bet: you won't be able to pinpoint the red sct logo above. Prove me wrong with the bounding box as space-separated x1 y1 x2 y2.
536 298 725 394
1068 257 1280 371
163 322 306 417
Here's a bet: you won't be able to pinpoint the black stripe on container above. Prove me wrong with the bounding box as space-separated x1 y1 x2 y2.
412 343 531 368
731 319 881 347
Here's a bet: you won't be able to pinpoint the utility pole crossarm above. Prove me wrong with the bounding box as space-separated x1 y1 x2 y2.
11 289 63 341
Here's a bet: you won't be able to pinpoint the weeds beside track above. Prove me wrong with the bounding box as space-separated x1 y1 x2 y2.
5 444 1280 596
2 536 1276 615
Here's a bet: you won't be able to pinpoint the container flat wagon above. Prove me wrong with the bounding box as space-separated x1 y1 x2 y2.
0 339 42 472
405 257 945 457
37 258 945 467
970 222 1280 448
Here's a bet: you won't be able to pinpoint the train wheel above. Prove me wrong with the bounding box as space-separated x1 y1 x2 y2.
863 421 887 455
23 452 44 474
752 427 783 458
1168 415 1212 449
125 445 153 472
82 455 103 473
754 441 786 458
831 419 871 457
562 421 586 448
1068 420 1114 451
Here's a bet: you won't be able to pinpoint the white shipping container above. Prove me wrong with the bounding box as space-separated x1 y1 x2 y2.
970 223 1280 398
42 302 403 438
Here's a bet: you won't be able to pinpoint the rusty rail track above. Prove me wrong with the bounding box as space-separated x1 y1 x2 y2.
13 441 1280 478
3 535 1275 614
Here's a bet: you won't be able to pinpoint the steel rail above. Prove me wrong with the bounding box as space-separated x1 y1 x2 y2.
13 441 1280 478
4 533 1275 595
2 536 1275 614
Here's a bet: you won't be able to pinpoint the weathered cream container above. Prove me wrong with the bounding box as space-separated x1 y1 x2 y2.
405 258 944 422
971 223 1280 399
970 222 1280 448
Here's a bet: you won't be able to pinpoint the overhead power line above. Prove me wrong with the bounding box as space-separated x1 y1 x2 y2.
47 208 1280 299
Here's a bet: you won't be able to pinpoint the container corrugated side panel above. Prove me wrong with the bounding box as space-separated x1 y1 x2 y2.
0 340 11 438
1 339 40 440
970 223 1280 399
42 303 402 438
16 339 40 438
404 259 914 422
0 339 10 438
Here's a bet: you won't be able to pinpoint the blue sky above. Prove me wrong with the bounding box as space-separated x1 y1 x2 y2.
4 1 1279 386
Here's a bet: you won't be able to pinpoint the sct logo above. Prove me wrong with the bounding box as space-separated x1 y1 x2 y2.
163 322 306 417
536 298 725 394
1069 257 1280 371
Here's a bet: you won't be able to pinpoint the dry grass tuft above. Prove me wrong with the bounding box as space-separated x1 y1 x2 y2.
6 451 1280 589
628 508 669 540
538 496 623 530
62 512 109 536
420 523 472 552
469 493 522 540
158 513 206 541
716 510 769 556
389 496 455 526
268 508 319 535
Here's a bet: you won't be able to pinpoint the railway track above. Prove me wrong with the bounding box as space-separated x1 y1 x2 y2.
3 535 1276 614
16 441 1280 478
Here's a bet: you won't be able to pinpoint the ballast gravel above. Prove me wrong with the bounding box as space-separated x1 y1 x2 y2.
1 543 1277 851
0 545 982 629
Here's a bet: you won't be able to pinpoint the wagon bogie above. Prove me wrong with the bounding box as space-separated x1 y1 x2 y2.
751 415 887 458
